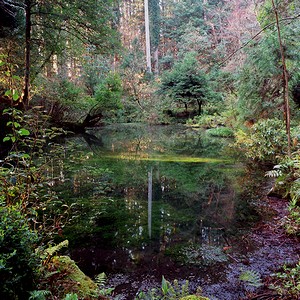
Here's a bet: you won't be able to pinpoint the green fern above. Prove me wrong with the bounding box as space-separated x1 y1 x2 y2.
265 169 282 178
28 290 52 300
136 276 191 299
94 272 107 286
94 272 114 296
239 270 262 288
64 293 78 300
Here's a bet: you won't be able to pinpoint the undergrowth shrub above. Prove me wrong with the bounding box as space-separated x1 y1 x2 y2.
234 118 288 163
136 276 208 300
280 197 300 236
0 204 40 300
186 114 226 128
265 153 300 235
270 261 300 298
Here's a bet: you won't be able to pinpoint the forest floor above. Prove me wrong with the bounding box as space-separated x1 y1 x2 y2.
201 195 300 300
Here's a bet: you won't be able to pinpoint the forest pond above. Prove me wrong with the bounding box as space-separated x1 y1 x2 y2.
50 124 261 299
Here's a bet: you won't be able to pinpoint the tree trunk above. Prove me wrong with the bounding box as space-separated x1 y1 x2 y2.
271 0 291 157
144 0 152 73
153 47 159 74
23 0 31 108
197 99 202 115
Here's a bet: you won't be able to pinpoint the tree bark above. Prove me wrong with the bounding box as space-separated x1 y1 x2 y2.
144 0 152 73
271 0 291 157
197 99 202 115
23 0 31 108
153 47 159 74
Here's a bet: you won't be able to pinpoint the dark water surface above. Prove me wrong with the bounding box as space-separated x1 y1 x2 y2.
49 124 262 299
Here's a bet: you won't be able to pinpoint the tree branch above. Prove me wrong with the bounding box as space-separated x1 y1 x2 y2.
217 13 300 68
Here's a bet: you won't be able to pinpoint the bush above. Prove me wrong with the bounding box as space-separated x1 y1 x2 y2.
234 118 288 163
186 114 226 128
0 204 40 300
206 127 234 138
270 261 300 298
94 72 123 112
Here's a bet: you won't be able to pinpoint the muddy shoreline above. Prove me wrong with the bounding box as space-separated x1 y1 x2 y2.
71 192 300 299
119 197 299 300
199 194 300 300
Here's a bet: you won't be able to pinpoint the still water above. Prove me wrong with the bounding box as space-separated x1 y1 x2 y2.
48 124 256 298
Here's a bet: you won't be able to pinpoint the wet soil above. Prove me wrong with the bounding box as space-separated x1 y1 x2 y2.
201 195 300 300
71 193 300 300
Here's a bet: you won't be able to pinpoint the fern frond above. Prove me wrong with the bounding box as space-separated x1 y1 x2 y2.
95 272 107 286
64 293 78 300
44 240 69 258
28 290 52 300
265 169 282 178
239 270 262 287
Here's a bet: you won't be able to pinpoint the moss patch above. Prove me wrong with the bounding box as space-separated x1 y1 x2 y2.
51 255 98 298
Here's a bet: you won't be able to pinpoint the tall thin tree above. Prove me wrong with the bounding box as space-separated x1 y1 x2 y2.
144 0 152 72
23 0 31 107
271 0 291 157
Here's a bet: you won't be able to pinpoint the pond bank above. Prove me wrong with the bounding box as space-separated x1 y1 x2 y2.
201 192 300 300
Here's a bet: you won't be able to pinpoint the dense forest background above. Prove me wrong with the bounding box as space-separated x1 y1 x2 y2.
1 0 299 130
1 0 300 299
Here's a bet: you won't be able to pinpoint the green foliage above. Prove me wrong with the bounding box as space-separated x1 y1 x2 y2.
3 108 30 145
265 158 299 197
239 270 263 288
95 273 115 297
163 0 205 44
64 293 78 300
136 277 208 299
0 54 23 98
28 290 52 300
94 72 123 112
270 261 300 298
42 240 69 259
36 76 95 122
179 244 228 266
265 153 300 235
159 52 217 114
237 6 300 122
81 54 111 95
149 0 161 48
36 252 100 299
186 114 226 128
234 118 288 163
283 197 300 236
136 276 206 300
0 204 40 300
206 127 234 138
180 297 210 300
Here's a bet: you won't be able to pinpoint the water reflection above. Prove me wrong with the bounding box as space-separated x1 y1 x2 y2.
148 167 152 239
44 124 248 276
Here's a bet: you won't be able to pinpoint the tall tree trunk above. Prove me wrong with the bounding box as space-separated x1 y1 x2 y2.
144 0 151 73
271 0 291 157
197 99 202 115
23 0 31 108
153 47 158 74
